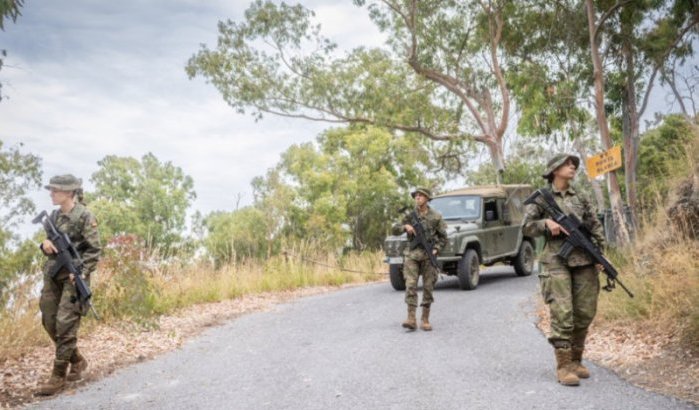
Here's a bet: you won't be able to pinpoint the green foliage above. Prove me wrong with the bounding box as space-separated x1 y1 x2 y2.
203 207 271 267
0 140 42 229
89 153 196 254
0 140 42 297
187 1 530 171
637 114 697 208
0 0 22 30
253 126 441 250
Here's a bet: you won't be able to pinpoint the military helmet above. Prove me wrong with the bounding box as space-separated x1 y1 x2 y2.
411 187 433 200
542 154 580 179
44 174 82 191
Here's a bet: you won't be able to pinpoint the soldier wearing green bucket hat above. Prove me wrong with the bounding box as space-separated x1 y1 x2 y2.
523 154 606 387
35 175 101 396
392 187 447 331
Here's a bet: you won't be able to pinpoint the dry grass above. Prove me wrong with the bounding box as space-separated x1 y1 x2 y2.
0 245 385 364
597 207 699 350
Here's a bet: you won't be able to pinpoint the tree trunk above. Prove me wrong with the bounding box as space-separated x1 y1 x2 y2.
621 21 639 229
585 0 631 246
485 137 506 184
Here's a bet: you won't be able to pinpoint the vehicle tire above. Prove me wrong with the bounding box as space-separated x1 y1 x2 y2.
457 249 480 290
513 240 534 277
389 264 406 291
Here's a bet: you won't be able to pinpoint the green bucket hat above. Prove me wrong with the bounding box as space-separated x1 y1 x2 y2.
542 154 580 179
410 187 433 200
44 174 82 191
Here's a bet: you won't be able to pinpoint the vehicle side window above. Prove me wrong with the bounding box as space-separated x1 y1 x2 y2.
484 199 498 221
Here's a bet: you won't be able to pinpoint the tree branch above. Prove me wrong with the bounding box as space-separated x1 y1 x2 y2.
638 15 699 117
593 0 635 42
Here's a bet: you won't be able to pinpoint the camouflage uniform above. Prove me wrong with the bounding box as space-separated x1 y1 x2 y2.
522 155 606 350
392 190 448 308
39 176 101 366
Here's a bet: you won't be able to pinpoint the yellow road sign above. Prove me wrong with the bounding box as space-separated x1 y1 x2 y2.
586 146 622 179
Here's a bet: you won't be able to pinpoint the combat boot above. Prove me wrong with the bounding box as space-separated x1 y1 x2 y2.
35 359 69 396
402 306 417 330
420 306 432 331
571 346 590 379
67 349 88 382
554 348 580 386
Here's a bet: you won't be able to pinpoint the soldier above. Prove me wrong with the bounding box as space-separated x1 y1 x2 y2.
392 188 447 331
35 175 101 396
523 154 606 386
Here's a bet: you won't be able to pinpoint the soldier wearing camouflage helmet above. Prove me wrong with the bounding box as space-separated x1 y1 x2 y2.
35 175 101 396
523 154 606 386
392 187 447 331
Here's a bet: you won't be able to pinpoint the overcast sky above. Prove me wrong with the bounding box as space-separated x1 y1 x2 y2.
0 0 385 236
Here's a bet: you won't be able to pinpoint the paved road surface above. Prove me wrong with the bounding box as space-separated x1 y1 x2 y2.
30 267 696 410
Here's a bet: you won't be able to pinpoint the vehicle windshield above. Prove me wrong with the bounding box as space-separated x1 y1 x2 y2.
430 195 481 220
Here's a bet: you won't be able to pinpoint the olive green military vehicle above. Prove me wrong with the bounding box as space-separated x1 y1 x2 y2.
384 184 536 291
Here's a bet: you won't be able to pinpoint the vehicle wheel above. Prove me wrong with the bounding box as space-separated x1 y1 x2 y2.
389 264 406 291
457 249 480 290
513 240 534 277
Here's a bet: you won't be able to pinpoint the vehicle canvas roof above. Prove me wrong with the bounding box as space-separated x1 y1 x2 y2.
435 184 532 199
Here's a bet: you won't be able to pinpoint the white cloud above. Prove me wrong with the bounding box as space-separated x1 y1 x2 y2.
3 1 374 238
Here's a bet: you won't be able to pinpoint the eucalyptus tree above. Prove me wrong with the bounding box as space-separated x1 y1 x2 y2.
592 0 698 219
89 153 196 254
187 0 529 181
0 140 41 297
502 0 698 244
252 126 441 250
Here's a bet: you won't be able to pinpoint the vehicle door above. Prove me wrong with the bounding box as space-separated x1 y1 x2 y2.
498 198 519 254
481 197 504 259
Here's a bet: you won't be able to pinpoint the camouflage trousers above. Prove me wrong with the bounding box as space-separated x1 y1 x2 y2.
539 263 600 348
403 248 437 307
39 269 85 361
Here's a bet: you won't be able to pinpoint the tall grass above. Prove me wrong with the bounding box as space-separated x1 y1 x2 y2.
0 240 385 361
598 156 699 350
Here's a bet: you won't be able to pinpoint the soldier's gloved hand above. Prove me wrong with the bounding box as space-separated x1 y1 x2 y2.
404 224 416 235
41 239 58 254
595 264 604 272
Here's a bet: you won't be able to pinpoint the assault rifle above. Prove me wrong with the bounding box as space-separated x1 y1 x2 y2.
400 207 440 270
33 210 100 318
524 189 633 298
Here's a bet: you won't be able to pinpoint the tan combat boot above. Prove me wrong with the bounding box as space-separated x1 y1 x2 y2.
420 306 432 331
402 306 417 330
35 359 69 396
571 346 590 379
554 348 580 386
67 349 88 382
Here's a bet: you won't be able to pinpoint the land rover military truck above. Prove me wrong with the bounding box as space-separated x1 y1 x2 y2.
384 184 536 291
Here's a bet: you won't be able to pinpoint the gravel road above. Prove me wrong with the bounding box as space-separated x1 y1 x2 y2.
29 267 696 410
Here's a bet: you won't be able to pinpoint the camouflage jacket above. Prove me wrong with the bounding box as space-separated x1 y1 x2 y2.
392 206 448 254
522 185 606 268
42 203 102 277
